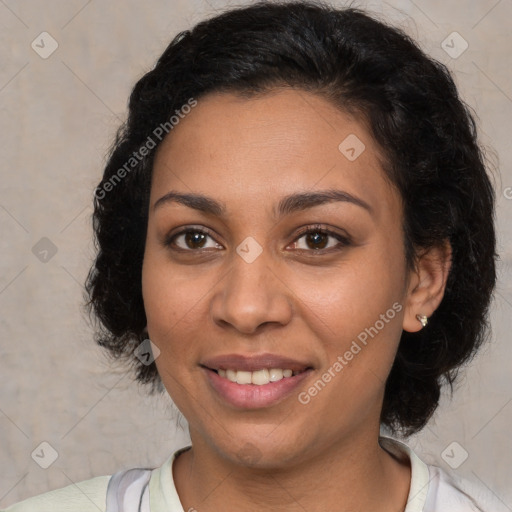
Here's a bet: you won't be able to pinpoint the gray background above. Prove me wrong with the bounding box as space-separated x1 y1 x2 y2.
0 0 511 508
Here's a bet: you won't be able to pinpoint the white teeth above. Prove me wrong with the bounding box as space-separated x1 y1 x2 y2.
269 368 283 381
217 368 300 385
236 370 252 385
251 369 269 385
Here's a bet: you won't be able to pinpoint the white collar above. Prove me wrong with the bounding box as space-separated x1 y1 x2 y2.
151 438 431 512
379 435 431 511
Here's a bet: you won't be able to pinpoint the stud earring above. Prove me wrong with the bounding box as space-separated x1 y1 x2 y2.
416 314 428 328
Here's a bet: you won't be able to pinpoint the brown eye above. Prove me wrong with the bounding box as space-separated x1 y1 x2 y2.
166 228 223 251
290 225 351 253
184 231 207 249
304 231 329 250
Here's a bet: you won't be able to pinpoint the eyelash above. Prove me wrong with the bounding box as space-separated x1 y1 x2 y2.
164 224 352 255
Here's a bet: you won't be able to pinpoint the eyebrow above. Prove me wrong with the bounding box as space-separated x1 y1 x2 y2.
153 189 373 218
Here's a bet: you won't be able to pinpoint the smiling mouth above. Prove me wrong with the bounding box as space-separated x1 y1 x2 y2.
203 366 312 385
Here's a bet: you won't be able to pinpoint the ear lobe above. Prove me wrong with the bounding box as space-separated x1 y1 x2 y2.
402 240 452 333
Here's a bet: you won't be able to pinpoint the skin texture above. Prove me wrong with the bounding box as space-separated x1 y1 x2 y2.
141 88 452 512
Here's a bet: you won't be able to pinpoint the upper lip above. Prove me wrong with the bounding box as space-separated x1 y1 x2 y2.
201 353 313 372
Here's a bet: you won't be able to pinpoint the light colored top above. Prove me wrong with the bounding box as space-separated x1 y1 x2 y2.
2 436 508 511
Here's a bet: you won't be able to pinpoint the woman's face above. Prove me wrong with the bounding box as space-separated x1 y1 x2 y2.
142 88 413 467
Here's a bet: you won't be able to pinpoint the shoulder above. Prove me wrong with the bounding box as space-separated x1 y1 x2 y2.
424 464 509 512
379 436 508 512
1 446 191 512
1 475 111 512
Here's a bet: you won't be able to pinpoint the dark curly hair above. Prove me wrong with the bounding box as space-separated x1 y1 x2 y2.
85 0 497 437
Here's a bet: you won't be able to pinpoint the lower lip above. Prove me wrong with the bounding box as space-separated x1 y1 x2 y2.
202 367 313 409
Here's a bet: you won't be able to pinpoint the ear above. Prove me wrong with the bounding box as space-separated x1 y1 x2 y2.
402 239 452 333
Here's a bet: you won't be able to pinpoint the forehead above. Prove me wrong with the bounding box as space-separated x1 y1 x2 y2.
151 88 400 223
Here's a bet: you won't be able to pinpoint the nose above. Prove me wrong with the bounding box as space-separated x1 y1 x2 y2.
210 245 293 335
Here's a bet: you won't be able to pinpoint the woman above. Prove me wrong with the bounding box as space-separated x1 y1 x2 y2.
3 1 505 511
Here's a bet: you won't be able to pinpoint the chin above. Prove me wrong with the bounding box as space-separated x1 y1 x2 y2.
211 429 308 470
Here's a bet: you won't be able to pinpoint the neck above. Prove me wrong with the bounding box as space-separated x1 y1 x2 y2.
173 426 411 512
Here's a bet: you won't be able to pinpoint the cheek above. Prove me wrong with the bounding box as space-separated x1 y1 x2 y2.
291 269 404 432
141 253 206 409
288 246 405 384
292 250 403 333
142 247 204 331
141 251 202 375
